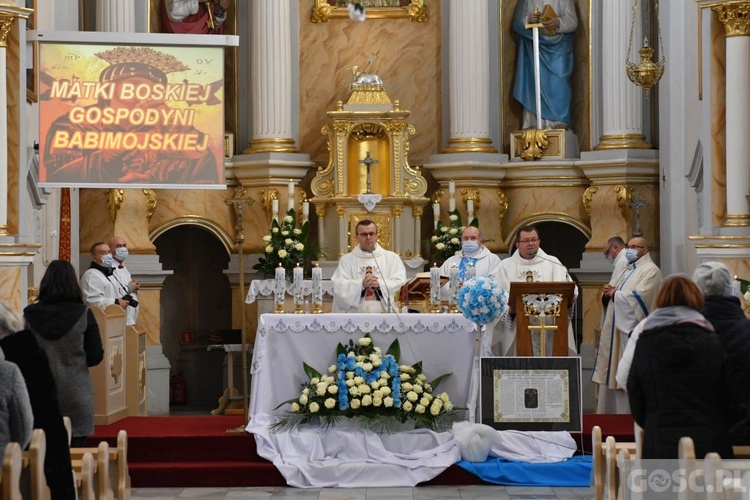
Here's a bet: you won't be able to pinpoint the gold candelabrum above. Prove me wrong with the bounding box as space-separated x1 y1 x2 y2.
625 0 665 93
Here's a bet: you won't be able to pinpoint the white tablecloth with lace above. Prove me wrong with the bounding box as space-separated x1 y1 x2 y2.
248 313 477 419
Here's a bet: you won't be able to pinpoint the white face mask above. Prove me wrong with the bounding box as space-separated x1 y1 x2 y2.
462 241 479 254
606 255 615 265
625 248 639 263
101 254 116 268
115 247 129 261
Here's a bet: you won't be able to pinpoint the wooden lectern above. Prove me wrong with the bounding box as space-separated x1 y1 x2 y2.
508 282 575 356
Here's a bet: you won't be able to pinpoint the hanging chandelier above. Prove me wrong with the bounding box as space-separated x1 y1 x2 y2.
625 0 665 92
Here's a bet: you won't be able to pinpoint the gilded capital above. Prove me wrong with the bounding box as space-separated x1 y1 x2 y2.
0 13 15 48
714 3 750 37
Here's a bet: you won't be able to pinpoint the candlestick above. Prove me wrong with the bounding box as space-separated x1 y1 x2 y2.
293 264 304 313
449 265 459 313
271 199 279 222
312 264 323 313
430 264 441 313
274 264 286 313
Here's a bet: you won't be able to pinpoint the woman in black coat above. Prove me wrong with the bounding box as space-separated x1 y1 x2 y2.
627 276 733 459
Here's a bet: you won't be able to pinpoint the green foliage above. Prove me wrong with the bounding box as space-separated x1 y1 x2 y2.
252 208 322 278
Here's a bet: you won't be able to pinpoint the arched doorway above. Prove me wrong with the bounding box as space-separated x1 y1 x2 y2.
154 225 232 411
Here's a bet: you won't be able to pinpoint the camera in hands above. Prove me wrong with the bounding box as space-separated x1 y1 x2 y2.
122 294 138 308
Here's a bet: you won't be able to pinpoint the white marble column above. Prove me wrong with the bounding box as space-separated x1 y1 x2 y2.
96 0 135 32
716 4 750 226
443 0 496 153
245 0 297 153
594 0 650 150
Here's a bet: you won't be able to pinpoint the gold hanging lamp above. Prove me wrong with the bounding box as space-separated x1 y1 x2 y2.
625 0 665 93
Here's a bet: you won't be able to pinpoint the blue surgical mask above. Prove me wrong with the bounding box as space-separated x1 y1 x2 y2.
462 241 479 254
625 248 639 263
101 254 116 268
606 255 615 265
115 247 129 261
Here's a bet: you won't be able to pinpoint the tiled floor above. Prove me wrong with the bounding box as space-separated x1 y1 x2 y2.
131 485 594 499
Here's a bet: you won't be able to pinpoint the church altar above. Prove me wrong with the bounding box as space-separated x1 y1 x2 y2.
247 313 477 419
244 313 585 488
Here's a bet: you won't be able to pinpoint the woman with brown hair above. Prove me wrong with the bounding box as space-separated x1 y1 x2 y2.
625 276 733 459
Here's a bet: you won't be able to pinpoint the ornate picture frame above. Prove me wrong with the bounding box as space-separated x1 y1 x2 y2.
311 0 426 23
26 0 37 103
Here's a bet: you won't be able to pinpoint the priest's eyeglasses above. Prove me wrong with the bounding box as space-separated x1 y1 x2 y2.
604 244 614 256
518 238 540 244
358 232 377 238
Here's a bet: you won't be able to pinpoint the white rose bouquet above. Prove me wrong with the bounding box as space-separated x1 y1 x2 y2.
253 208 321 278
431 209 478 266
271 333 462 433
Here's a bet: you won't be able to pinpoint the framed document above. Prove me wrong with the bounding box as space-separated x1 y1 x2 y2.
479 357 582 432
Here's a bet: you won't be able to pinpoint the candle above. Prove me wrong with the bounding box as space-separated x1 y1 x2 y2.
449 265 459 305
466 263 476 280
430 264 440 306
275 264 286 310
271 199 279 221
448 181 455 194
302 201 310 222
734 276 742 298
433 202 440 230
288 181 295 197
449 198 456 213
467 199 474 214
312 265 323 307
293 264 304 307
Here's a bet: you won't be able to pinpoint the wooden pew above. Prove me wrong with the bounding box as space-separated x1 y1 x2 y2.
20 429 51 500
592 424 644 500
74 452 96 500
70 441 114 500
2 442 22 500
69 431 129 500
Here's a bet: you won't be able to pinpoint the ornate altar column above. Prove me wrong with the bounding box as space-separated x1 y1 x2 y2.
443 0 496 153
96 0 135 32
715 3 750 227
245 0 297 153
594 0 650 150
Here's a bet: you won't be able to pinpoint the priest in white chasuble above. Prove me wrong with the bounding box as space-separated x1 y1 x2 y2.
593 237 662 414
500 225 578 356
331 220 407 313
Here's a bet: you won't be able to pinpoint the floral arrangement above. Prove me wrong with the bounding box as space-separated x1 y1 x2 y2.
457 275 507 325
271 334 463 433
253 209 320 278
431 210 478 266
740 278 750 315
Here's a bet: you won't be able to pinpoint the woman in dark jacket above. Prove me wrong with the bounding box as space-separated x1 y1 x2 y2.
23 259 104 447
627 276 733 459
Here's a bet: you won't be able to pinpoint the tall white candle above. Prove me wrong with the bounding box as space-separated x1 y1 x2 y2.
272 199 279 221
275 265 286 309
449 181 455 194
430 264 440 306
288 181 295 197
449 198 456 213
449 265 459 305
312 265 323 306
302 201 310 223
293 265 304 306
433 202 440 230
467 199 474 214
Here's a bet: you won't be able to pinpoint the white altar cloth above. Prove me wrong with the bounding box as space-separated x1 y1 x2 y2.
246 313 477 487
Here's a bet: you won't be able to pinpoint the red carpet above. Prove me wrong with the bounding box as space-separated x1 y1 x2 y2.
91 414 634 488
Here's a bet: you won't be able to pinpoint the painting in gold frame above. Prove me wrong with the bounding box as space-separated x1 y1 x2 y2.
147 0 238 151
26 0 37 103
311 0 426 22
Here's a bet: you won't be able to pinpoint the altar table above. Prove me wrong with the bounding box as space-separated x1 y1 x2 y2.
248 313 477 420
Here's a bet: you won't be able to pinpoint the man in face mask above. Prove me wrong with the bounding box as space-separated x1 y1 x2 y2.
109 236 140 326
440 226 509 355
592 236 662 414
80 242 130 311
